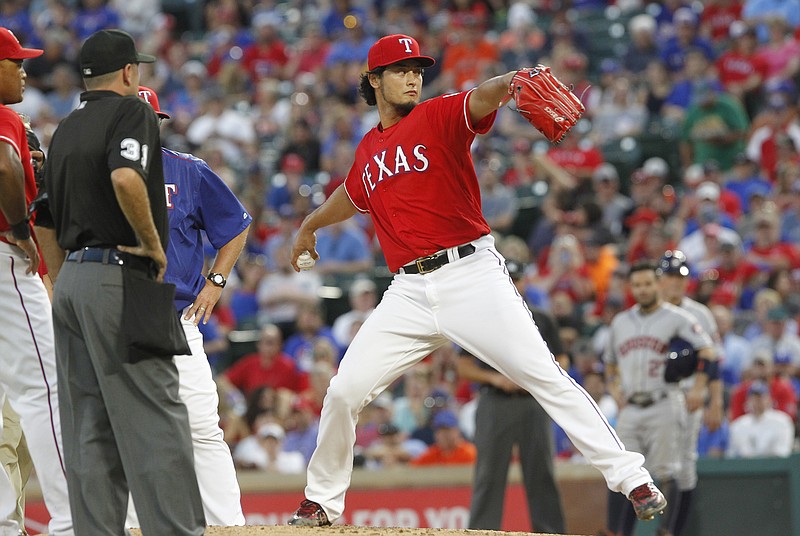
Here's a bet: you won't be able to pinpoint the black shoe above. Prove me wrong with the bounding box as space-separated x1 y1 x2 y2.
288 499 331 526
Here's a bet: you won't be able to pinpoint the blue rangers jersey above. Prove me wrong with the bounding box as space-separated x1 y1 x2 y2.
162 148 252 310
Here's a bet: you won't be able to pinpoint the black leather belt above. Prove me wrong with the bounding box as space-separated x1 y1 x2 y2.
399 244 476 274
627 391 667 408
65 247 155 275
481 385 530 398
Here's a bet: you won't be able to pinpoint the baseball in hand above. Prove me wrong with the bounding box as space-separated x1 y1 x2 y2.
297 251 315 270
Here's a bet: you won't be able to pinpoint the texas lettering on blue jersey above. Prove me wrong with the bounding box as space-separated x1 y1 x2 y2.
161 148 252 310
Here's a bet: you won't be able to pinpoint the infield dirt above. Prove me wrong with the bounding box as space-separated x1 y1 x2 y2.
130 526 586 536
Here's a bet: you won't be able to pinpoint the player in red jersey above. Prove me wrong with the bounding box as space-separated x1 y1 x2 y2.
286 34 666 527
0 27 73 535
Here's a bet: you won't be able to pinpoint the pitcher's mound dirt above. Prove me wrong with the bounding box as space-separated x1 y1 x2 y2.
130 526 586 536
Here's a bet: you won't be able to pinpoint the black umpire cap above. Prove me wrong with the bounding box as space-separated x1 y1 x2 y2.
80 29 155 78
657 250 690 277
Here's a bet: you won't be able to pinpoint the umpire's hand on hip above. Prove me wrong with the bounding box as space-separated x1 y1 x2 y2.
117 242 167 281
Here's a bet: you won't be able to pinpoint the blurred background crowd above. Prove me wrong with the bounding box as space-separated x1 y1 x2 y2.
5 0 800 473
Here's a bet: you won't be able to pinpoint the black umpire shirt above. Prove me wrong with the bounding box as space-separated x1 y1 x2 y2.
45 90 168 251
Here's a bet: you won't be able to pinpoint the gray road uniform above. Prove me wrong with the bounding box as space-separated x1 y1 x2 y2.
605 302 714 481
675 297 720 490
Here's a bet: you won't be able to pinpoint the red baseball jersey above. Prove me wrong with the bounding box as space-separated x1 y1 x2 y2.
0 104 35 234
716 50 768 89
700 3 743 42
344 90 493 271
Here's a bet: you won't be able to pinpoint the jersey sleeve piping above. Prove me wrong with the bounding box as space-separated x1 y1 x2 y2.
0 136 21 158
463 88 481 134
345 180 369 213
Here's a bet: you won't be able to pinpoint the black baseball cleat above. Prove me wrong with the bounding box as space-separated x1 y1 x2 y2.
288 499 332 526
628 482 668 521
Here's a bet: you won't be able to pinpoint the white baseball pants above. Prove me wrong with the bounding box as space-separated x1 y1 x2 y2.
0 242 72 535
305 235 652 521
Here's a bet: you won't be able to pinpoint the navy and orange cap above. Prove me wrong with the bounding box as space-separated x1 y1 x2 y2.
657 250 690 277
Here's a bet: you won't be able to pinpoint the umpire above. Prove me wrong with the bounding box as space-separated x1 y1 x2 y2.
44 30 205 535
456 260 565 534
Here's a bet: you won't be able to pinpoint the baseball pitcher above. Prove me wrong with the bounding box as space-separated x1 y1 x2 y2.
286 33 667 528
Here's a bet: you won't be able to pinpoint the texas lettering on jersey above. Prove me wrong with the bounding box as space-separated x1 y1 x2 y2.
361 143 429 192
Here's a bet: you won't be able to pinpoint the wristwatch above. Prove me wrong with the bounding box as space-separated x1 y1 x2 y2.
207 272 227 288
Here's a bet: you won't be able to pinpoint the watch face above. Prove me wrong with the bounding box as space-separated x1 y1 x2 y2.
209 273 225 286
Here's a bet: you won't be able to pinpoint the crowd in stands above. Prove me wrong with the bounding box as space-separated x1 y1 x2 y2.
6 0 800 472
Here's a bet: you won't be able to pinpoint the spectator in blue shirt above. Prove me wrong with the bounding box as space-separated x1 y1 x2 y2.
743 0 800 42
284 302 342 371
659 8 716 73
697 419 729 458
725 154 773 213
284 397 321 465
72 0 121 41
313 220 374 281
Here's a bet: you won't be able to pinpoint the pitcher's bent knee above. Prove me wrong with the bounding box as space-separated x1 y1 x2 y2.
325 381 369 413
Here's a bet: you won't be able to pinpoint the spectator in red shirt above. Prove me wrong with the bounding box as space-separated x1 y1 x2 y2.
446 0 490 31
745 86 800 182
220 324 309 397
716 21 766 118
410 410 477 466
285 24 331 83
747 207 800 270
545 131 604 196
708 238 757 298
535 231 595 305
701 0 744 43
626 218 675 266
729 350 797 421
242 13 289 84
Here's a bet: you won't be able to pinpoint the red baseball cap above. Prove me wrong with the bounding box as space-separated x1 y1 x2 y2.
367 34 435 71
137 86 170 119
0 28 43 61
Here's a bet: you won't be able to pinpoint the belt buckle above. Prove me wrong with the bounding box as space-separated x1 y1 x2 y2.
415 253 439 274
630 393 654 407
108 249 124 266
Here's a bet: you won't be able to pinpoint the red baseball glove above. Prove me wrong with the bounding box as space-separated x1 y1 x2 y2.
508 65 585 144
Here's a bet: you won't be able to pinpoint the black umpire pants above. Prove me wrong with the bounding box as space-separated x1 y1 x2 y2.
469 388 565 534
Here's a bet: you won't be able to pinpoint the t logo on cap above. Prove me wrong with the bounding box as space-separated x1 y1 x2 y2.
367 34 435 72
138 88 153 104
398 37 414 53
137 86 171 119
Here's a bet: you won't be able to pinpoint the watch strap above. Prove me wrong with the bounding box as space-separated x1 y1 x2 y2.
207 272 227 288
